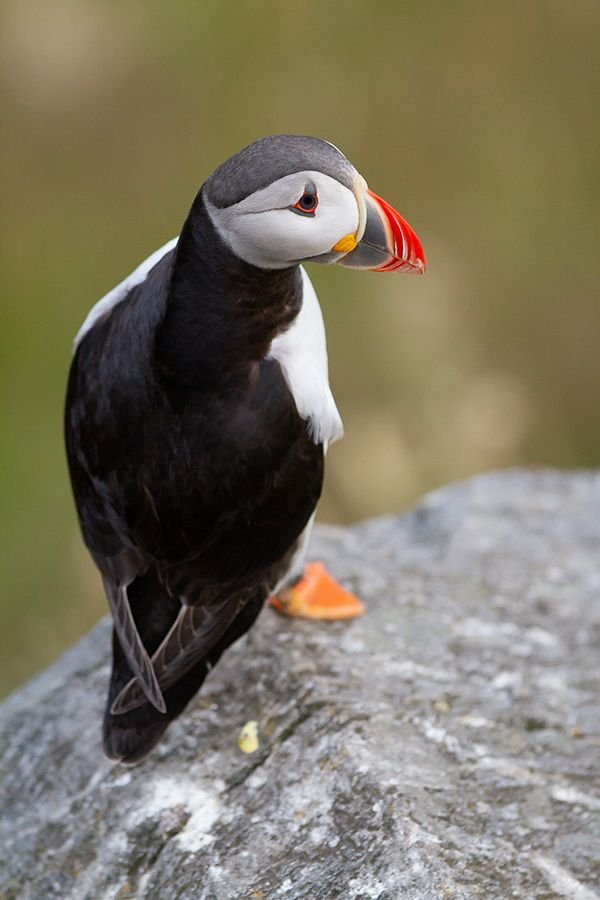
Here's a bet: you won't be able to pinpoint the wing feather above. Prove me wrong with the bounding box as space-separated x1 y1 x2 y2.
103 577 167 714
110 595 242 715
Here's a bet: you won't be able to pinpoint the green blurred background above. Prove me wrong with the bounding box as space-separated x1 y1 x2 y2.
1 0 598 697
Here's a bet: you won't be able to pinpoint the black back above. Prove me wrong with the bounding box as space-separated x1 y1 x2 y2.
65 194 324 760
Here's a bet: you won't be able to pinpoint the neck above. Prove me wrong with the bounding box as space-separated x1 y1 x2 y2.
155 189 302 389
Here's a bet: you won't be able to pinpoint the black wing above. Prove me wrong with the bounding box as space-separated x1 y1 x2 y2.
110 593 242 714
65 249 323 756
65 253 179 714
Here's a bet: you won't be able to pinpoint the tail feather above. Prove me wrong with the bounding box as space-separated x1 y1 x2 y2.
102 568 264 764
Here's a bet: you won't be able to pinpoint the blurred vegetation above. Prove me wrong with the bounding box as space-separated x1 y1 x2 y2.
1 0 598 696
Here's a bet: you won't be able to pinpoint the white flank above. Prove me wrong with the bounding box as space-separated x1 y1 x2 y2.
73 236 179 351
269 267 343 446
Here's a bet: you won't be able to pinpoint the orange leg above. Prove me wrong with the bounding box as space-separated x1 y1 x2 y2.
269 562 365 620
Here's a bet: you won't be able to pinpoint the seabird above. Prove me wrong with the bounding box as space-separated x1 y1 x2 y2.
65 134 426 763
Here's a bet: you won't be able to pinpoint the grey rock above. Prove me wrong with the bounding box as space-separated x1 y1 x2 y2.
1 470 600 899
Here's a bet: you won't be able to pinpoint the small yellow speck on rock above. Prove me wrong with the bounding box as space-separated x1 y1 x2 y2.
238 720 260 754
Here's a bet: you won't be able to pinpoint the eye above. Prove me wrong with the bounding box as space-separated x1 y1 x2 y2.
292 187 319 215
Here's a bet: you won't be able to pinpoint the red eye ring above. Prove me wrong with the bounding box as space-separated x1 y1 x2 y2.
293 190 318 214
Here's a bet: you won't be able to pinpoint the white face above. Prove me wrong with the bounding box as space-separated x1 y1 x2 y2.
204 170 365 269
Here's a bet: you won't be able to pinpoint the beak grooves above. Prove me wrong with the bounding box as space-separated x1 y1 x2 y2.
337 186 426 275
367 189 426 274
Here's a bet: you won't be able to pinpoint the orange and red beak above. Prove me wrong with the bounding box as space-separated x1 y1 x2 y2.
337 188 426 275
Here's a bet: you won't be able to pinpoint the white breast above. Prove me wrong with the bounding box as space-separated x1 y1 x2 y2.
269 268 343 447
73 237 179 350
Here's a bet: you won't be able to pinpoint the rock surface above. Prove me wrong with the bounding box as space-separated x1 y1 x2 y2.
1 470 600 899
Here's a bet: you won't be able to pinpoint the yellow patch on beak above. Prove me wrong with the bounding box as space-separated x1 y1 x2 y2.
331 233 357 254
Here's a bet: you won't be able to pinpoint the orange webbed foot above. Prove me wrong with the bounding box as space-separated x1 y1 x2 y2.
269 562 364 620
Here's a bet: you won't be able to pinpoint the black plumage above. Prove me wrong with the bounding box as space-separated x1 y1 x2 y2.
65 190 323 762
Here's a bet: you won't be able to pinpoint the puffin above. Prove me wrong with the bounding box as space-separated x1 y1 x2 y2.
65 135 425 763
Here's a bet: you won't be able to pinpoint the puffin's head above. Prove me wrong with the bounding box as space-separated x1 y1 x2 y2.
203 135 425 274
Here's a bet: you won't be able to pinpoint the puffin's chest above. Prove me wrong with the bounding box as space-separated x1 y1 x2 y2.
267 268 343 448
